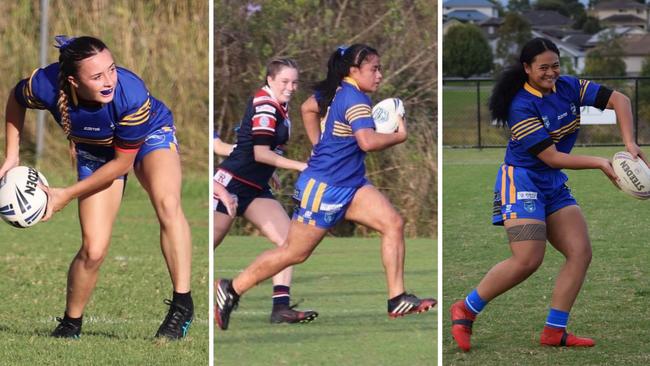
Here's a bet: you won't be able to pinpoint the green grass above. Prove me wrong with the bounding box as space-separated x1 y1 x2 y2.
443 147 650 365
215 237 436 365
0 175 208 365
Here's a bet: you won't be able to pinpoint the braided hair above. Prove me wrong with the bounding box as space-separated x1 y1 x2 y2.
313 44 379 117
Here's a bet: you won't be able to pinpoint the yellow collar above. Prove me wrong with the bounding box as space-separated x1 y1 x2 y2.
524 82 556 98
343 77 360 90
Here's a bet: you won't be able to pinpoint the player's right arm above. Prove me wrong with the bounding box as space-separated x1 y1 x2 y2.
214 136 234 157
1 89 26 177
354 115 407 152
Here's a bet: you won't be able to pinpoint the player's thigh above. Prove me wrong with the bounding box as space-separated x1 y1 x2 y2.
214 211 235 247
545 205 591 259
78 179 124 249
134 148 182 200
344 185 402 233
503 218 547 265
244 198 290 246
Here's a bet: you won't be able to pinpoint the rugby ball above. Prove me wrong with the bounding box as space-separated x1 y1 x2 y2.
612 151 650 200
0 166 49 228
372 98 405 134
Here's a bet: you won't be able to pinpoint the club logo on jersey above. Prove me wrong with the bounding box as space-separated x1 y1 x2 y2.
144 131 166 146
324 211 336 224
523 200 536 213
542 115 550 129
260 116 271 127
570 103 577 116
214 169 233 186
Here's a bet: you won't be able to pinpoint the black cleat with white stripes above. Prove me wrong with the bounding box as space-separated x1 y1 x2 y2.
216 278 239 330
387 293 437 318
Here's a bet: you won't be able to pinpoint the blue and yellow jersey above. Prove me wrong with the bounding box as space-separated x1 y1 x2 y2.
504 75 610 170
14 63 172 152
218 86 291 190
303 78 376 187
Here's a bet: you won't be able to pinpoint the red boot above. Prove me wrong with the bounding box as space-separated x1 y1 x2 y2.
540 326 595 347
450 300 476 352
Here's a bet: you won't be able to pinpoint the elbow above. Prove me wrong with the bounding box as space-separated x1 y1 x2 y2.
357 138 373 152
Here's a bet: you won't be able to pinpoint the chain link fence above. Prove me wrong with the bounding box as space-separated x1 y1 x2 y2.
443 77 650 147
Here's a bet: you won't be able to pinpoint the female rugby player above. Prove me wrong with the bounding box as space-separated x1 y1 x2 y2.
216 44 436 330
450 37 647 351
213 59 318 324
0 36 193 340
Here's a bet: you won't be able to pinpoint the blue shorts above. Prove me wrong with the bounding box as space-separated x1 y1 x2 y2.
76 125 178 181
492 164 577 225
291 175 367 229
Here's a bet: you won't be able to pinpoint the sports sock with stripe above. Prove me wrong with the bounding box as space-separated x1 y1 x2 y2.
272 285 290 310
545 308 569 329
464 289 487 315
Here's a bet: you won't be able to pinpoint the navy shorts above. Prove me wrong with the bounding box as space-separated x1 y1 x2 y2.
492 164 577 225
213 170 275 217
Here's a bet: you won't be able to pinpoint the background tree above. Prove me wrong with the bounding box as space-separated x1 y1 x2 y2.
583 38 627 77
443 23 493 78
507 0 531 12
496 12 532 68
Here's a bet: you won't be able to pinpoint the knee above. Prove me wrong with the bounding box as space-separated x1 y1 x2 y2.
380 211 404 236
513 253 544 275
568 242 592 267
284 247 311 266
155 195 182 224
77 245 108 270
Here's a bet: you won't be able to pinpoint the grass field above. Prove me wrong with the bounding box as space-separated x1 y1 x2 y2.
215 237 436 365
0 175 208 365
443 147 650 365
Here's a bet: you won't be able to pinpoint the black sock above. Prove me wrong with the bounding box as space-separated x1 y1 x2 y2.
227 282 240 299
63 312 82 327
173 291 194 311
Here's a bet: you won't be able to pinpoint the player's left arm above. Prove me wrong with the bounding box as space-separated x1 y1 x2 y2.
606 91 647 163
354 115 407 152
301 95 321 146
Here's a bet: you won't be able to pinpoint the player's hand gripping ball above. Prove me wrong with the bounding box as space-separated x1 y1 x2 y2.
372 98 405 134
0 166 49 227
612 151 650 200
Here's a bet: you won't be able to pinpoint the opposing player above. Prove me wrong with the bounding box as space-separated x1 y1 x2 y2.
1 36 193 339
216 44 436 331
450 37 647 351
213 59 318 324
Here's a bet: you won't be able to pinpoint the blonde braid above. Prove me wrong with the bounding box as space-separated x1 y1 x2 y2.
57 73 76 166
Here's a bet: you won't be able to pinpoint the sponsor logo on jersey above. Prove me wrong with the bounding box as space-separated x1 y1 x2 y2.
255 104 276 114
83 126 101 131
320 202 344 212
517 191 538 200
557 112 567 120
214 169 233 186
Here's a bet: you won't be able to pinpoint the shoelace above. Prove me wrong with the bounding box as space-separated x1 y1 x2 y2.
160 299 191 331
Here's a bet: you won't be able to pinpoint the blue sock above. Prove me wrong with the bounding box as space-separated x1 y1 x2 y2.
545 308 569 329
272 285 290 308
464 289 487 315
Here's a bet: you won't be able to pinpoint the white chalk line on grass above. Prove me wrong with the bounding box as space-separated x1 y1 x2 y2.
232 309 436 316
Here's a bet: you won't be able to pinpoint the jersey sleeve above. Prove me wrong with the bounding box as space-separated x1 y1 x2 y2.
14 65 59 111
113 69 151 152
345 92 374 132
250 96 279 146
564 75 612 110
508 103 553 155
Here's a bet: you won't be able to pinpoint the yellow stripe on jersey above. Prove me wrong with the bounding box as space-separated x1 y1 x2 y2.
309 219 316 226
311 182 327 213
501 165 507 206
69 135 114 146
511 117 544 140
579 80 590 104
510 117 538 132
22 69 46 109
333 121 353 137
516 123 544 140
119 98 151 126
549 118 580 142
345 104 372 123
300 178 316 209
508 166 515 204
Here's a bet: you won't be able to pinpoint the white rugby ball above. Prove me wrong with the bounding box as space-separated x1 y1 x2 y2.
0 166 49 228
372 98 404 134
612 151 650 200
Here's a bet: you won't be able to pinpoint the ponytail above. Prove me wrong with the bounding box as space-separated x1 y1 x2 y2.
313 44 379 117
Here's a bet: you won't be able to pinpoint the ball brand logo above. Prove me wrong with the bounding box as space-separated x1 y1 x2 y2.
372 107 389 123
24 167 39 196
619 161 645 191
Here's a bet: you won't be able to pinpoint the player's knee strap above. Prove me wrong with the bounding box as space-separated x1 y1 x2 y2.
506 224 546 242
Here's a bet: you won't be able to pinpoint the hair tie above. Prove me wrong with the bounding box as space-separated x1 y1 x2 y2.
54 35 77 50
337 45 348 56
